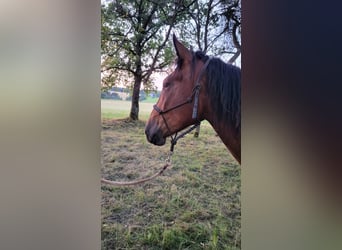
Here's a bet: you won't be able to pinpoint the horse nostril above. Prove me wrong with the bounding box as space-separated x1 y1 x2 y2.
145 127 156 143
145 123 166 146
151 134 159 144
145 129 152 142
145 129 160 145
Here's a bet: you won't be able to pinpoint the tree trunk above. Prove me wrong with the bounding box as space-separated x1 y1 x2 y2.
228 21 241 64
129 73 142 120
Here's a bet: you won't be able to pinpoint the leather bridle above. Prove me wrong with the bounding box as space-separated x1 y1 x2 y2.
153 57 212 151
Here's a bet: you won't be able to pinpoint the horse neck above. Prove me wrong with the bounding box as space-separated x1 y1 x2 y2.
205 113 241 164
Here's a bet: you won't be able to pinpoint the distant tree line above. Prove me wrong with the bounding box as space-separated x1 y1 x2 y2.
101 87 160 101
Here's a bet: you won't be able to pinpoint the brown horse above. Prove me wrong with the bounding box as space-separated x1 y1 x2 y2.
145 35 241 164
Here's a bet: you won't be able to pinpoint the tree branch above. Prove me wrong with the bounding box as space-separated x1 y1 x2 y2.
228 49 240 64
102 65 135 75
203 0 215 53
232 22 241 50
142 1 182 84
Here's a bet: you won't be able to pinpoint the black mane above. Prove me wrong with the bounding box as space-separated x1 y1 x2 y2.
193 51 241 129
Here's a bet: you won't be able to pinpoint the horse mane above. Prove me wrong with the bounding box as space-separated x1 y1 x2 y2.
193 51 241 129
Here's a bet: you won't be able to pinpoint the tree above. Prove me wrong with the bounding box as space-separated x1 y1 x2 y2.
219 0 241 63
179 0 221 54
101 0 191 120
175 0 241 63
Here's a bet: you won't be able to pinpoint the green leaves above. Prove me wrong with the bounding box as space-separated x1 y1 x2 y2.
101 1 177 87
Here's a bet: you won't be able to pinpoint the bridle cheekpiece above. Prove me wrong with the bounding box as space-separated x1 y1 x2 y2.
153 57 212 152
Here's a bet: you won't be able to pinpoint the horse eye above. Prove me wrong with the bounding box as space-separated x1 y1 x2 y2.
163 82 171 88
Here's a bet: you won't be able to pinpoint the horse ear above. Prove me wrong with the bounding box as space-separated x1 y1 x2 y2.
173 34 192 61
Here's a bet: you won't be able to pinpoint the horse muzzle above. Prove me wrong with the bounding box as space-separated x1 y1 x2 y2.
145 122 166 146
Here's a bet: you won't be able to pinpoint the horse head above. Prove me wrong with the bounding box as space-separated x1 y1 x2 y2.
145 35 210 146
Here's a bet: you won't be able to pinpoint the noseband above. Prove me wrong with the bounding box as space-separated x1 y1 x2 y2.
153 57 211 150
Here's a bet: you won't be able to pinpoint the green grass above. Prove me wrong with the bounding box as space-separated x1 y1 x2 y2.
141 96 159 103
101 101 240 250
101 99 154 120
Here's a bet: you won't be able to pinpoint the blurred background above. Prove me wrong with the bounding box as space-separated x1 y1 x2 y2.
1 0 341 250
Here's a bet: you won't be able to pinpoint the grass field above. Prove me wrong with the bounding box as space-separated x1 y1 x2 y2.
101 99 156 120
101 99 241 249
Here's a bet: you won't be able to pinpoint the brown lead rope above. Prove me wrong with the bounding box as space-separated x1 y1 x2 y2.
101 162 171 186
101 123 200 187
101 151 173 187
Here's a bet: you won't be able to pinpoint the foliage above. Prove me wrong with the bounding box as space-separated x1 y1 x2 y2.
101 91 122 100
101 0 186 89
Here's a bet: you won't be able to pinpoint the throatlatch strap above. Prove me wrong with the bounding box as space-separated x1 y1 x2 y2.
192 87 200 119
191 57 211 119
